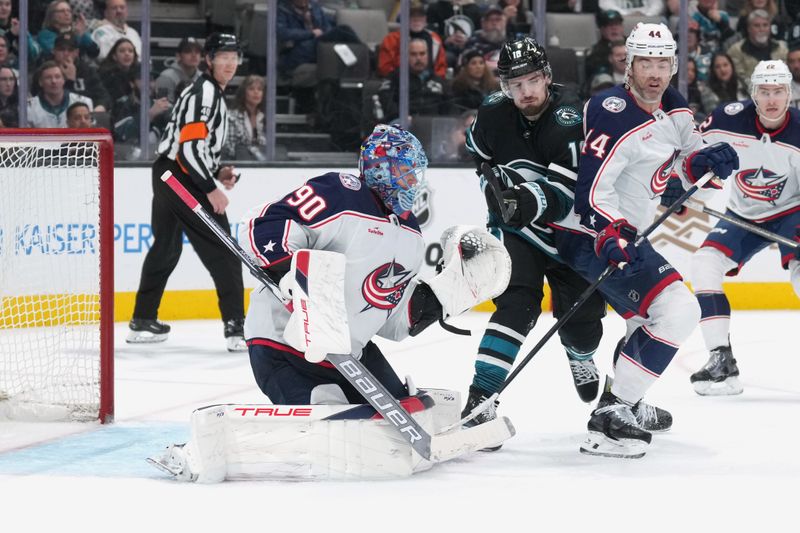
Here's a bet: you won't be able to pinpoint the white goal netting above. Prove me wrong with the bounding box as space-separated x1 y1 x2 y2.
0 135 113 421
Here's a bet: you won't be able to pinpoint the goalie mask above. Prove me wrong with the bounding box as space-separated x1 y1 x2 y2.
359 124 428 215
750 60 792 123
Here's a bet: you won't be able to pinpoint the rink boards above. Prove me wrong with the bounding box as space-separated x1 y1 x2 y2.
110 167 798 320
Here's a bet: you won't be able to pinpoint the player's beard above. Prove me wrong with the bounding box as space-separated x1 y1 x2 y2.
629 77 667 106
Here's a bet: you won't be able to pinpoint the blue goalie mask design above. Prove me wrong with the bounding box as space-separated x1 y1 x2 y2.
359 124 428 215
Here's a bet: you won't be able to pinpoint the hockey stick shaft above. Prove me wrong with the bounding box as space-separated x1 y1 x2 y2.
160 171 441 459
687 200 800 249
455 171 717 427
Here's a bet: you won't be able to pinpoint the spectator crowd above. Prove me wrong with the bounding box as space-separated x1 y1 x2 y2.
1 0 799 161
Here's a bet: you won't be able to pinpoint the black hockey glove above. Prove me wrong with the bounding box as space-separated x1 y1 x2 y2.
660 177 688 216
482 164 543 228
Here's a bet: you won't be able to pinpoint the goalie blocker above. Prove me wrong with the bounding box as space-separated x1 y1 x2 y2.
148 389 515 482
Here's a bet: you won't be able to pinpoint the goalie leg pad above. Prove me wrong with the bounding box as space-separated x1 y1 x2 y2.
426 226 512 316
282 249 351 363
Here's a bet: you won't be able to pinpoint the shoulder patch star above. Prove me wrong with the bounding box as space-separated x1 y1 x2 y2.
263 240 276 253
589 214 596 227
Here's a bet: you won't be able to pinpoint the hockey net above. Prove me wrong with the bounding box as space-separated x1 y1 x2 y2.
0 129 114 422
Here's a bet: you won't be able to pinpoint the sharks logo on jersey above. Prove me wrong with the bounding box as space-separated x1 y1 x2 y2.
650 149 681 195
735 167 788 204
361 260 413 312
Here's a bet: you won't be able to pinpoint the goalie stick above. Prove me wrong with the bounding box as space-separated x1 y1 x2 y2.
160 171 515 462
451 170 719 430
686 200 800 250
481 163 515 224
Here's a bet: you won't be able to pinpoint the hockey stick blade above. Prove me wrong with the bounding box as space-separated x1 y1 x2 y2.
481 163 515 224
430 416 515 462
161 171 448 462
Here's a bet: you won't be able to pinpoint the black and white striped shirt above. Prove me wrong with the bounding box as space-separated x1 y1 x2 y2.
157 73 228 193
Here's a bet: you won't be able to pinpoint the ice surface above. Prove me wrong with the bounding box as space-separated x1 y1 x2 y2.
1 311 798 531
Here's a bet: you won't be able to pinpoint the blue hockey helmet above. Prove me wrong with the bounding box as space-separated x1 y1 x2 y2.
359 124 428 215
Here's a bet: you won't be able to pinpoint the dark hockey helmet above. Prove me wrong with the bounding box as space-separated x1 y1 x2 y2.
496 37 551 81
203 32 242 61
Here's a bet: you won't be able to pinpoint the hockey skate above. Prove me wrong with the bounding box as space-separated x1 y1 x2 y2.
224 318 248 352
461 385 502 451
126 318 170 343
690 345 743 396
146 443 197 482
580 396 652 459
599 377 672 432
567 354 600 403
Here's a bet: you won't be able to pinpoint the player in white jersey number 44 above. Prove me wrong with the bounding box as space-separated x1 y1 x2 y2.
551 23 738 458
690 60 800 395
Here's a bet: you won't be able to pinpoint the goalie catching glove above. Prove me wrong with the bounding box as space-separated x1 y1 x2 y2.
280 249 351 363
426 225 512 317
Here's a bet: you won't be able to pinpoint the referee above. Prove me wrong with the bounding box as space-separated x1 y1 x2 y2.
127 33 246 352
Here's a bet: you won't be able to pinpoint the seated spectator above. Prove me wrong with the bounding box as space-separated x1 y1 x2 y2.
735 0 785 42
37 0 98 60
66 100 93 128
728 9 788 84
0 35 11 68
498 0 533 38
427 0 482 41
224 75 267 160
98 37 138 103
276 0 360 113
53 32 111 112
684 57 706 121
111 68 170 146
699 51 749 112
451 48 499 111
28 60 93 127
464 6 507 73
426 0 482 67
91 0 142 61
428 109 476 163
378 5 447 79
588 39 626 93
585 9 624 81
0 0 41 65
377 38 452 123
589 72 615 95
0 65 18 127
154 37 202 104
598 0 663 17
686 19 713 82
788 46 800 109
692 0 735 51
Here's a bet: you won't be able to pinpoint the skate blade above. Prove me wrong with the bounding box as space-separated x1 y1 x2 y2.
579 431 647 459
146 456 180 477
692 376 743 396
126 331 168 344
226 337 248 352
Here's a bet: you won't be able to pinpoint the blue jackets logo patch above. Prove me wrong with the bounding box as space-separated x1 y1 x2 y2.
735 167 787 203
602 96 626 113
361 260 412 312
339 173 362 190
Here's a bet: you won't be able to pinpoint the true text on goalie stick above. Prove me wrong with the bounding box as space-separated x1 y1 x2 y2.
159 170 514 461
452 170 719 429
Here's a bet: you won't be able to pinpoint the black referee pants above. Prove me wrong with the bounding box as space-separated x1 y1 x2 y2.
132 156 244 323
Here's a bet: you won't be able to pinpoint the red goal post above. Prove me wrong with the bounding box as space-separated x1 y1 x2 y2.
0 129 114 422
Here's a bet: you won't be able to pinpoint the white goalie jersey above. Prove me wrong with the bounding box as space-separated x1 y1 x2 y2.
239 172 425 361
699 101 800 222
